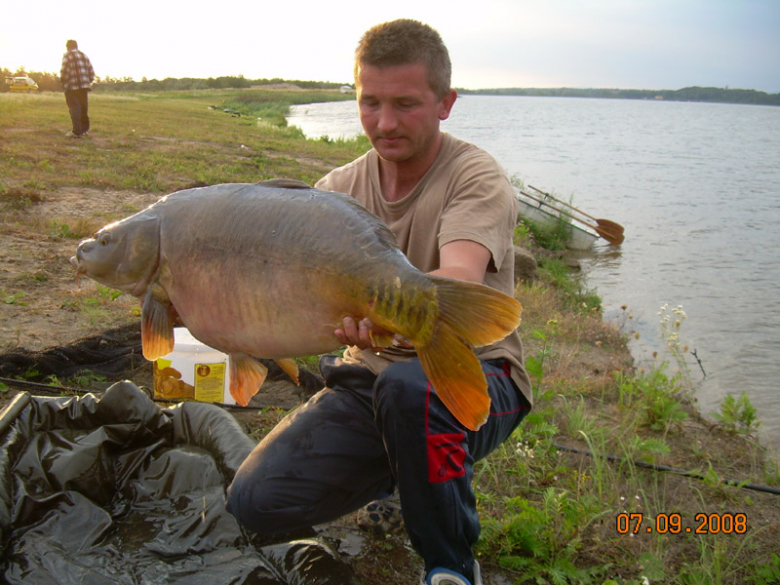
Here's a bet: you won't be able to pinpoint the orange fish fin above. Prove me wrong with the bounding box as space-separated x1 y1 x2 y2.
274 358 300 385
229 354 268 406
409 277 522 430
140 288 174 360
417 327 490 431
428 276 522 348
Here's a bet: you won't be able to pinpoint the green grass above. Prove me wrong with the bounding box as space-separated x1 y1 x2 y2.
0 89 368 194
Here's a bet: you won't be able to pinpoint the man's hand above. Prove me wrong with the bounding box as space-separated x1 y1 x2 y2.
335 316 373 349
335 317 408 351
335 316 381 350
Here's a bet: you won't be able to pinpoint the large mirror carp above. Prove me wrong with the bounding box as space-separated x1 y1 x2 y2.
71 180 522 430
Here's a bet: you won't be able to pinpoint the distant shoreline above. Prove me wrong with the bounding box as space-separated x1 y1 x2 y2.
457 85 780 107
3 66 778 107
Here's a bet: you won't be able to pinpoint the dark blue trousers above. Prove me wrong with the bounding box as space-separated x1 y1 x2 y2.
65 89 90 136
226 355 530 577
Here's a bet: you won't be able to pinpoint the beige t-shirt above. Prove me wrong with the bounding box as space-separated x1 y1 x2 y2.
315 133 532 405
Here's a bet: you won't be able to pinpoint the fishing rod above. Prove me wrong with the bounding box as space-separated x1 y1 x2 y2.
554 443 780 496
3 378 777 496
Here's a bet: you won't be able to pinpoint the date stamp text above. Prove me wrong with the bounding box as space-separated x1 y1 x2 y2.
616 513 747 535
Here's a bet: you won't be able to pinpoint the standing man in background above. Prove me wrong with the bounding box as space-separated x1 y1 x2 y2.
60 40 95 138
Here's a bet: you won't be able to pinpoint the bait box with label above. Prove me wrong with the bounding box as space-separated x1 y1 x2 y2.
153 327 235 405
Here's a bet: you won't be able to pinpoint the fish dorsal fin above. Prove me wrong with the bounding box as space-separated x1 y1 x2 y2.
228 354 268 406
141 285 174 360
257 178 312 189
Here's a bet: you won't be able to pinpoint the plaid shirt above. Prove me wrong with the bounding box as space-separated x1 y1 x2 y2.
60 49 95 91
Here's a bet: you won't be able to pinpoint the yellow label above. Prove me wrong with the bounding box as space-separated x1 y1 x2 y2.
194 362 226 403
153 362 193 400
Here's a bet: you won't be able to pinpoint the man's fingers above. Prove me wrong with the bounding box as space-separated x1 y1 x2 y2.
335 317 376 349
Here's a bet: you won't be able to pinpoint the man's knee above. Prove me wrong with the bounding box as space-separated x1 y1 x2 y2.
373 360 429 420
226 475 312 536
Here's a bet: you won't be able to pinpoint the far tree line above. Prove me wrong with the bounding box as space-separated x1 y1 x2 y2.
1 69 347 93
3 66 778 107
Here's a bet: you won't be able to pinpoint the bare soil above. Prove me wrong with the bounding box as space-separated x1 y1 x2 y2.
0 188 159 351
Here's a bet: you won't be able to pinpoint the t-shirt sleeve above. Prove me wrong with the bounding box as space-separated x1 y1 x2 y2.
437 154 519 272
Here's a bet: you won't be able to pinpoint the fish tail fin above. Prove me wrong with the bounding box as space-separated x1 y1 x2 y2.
417 277 522 431
429 276 523 348
229 354 268 406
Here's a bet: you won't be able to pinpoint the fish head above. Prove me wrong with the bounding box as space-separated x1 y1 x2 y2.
70 213 161 297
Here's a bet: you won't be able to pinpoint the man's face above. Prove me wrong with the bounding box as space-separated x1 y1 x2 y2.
356 62 456 165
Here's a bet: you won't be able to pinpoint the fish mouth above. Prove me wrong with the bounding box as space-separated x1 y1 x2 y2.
69 254 86 286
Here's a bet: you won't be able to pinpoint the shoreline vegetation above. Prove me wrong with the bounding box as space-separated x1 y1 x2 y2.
1 87 779 584
3 68 780 107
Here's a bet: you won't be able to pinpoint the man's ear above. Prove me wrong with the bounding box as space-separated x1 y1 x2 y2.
438 89 458 121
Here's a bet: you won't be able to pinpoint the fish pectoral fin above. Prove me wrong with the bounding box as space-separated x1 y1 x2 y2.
274 358 300 386
229 354 268 406
417 329 490 432
141 287 174 360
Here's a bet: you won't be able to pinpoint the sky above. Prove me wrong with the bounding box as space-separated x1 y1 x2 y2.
2 0 779 92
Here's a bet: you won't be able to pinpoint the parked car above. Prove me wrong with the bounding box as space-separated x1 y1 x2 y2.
7 76 39 92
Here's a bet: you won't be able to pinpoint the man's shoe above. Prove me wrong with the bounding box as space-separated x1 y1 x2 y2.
65 131 82 138
356 497 403 536
422 562 482 585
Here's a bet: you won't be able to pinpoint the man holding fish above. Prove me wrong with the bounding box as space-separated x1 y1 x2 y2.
227 19 533 585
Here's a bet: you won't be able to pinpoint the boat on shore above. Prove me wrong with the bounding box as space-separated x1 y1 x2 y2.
516 190 599 250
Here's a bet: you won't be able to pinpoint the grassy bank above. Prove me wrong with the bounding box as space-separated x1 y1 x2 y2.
1 89 779 585
0 88 366 193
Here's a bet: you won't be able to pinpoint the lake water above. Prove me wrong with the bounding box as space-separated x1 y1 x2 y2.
287 96 780 448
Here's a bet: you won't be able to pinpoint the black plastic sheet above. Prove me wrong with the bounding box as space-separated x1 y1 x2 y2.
0 382 356 584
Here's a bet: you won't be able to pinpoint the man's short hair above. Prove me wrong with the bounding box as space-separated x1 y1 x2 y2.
354 19 452 99
66 40 78 50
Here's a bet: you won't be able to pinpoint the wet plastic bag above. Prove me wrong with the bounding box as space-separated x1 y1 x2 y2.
0 382 356 584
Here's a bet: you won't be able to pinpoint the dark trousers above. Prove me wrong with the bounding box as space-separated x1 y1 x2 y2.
65 89 90 135
226 355 530 577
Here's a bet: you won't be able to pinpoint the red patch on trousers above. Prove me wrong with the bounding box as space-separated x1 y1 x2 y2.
427 432 466 483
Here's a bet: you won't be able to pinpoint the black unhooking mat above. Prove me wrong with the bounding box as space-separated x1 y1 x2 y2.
0 382 356 585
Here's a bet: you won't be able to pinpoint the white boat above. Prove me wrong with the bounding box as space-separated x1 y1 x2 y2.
516 190 599 250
